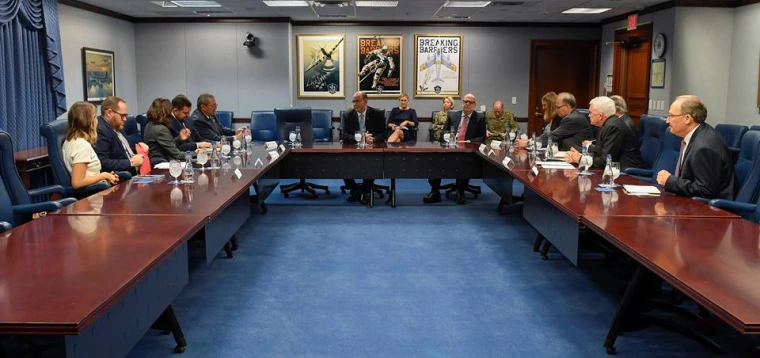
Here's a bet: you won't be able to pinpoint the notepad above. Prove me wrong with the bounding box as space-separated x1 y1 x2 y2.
622 184 661 196
536 161 575 169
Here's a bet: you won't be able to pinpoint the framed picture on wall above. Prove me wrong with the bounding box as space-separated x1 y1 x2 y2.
296 34 345 98
357 34 403 98
650 59 666 88
413 34 463 98
81 47 115 103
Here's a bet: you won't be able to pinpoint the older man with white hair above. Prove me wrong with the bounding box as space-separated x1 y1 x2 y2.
565 96 643 170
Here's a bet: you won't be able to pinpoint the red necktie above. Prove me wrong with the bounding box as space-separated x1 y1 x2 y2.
457 113 469 142
675 140 686 177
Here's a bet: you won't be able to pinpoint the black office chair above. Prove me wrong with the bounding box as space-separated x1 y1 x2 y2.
275 107 330 198
438 110 482 199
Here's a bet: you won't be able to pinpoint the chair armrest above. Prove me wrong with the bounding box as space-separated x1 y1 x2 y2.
72 182 111 198
623 168 653 176
116 171 133 181
0 221 11 233
692 197 710 204
27 184 67 198
55 197 78 207
708 199 756 212
13 201 64 215
729 147 741 154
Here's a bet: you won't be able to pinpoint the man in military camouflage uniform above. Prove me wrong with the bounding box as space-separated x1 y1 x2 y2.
485 100 517 140
359 45 396 90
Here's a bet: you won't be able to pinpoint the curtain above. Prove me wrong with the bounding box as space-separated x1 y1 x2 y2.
0 0 66 150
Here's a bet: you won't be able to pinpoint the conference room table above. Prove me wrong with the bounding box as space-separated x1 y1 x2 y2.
1 139 758 357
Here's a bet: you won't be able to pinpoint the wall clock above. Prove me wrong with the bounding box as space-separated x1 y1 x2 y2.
653 33 667 58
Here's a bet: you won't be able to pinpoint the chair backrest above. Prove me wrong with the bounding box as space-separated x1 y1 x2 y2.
0 131 32 226
135 113 148 139
274 107 314 144
749 125 760 132
215 110 234 129
714 124 748 149
638 115 667 170
250 111 278 142
576 108 596 139
311 109 333 142
122 116 141 150
733 130 760 204
651 127 682 176
40 118 73 190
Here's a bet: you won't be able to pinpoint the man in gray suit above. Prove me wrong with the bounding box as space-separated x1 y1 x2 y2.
537 92 592 151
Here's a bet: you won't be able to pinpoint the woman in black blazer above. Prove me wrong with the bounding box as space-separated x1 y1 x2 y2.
143 98 191 162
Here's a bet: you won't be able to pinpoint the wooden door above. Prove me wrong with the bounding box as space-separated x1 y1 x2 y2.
612 23 652 125
528 40 600 135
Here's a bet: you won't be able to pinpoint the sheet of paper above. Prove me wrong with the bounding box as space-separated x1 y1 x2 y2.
154 161 189 169
622 184 661 195
536 161 575 169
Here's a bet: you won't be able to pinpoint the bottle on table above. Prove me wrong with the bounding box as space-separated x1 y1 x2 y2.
602 154 614 187
546 136 554 160
183 151 194 182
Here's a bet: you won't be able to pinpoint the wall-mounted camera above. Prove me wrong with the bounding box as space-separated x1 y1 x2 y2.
243 32 256 48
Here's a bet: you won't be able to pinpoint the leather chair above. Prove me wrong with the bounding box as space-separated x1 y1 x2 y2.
311 109 334 142
215 110 234 130
705 131 760 220
577 108 595 140
0 130 76 227
440 110 484 199
40 119 112 198
274 107 330 198
135 113 148 139
638 115 667 170
336 110 387 199
749 125 760 132
624 125 681 183
250 111 278 142
715 124 748 162
123 115 142 151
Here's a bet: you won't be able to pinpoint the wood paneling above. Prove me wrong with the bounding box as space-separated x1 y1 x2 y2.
613 23 653 125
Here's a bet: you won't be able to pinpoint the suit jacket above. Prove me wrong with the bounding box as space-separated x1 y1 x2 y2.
342 106 387 144
540 109 592 151
619 113 638 138
664 123 738 200
442 110 486 143
191 109 236 142
588 116 644 170
169 114 200 152
144 122 185 161
95 116 134 173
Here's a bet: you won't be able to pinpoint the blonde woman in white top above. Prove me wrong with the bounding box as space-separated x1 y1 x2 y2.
63 101 119 189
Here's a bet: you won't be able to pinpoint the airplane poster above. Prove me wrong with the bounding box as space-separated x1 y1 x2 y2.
357 34 402 98
414 34 463 98
81 47 115 103
297 34 345 98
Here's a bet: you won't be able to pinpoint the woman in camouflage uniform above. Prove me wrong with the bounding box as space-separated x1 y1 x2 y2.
431 96 454 141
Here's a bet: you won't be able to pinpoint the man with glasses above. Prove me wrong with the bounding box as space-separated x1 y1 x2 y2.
656 95 737 200
564 96 643 170
424 93 486 205
95 96 146 174
537 92 592 151
191 93 249 142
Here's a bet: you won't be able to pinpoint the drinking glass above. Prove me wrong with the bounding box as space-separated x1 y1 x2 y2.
245 134 252 147
535 141 543 151
289 130 297 147
197 150 208 171
551 143 559 155
442 131 451 146
221 142 231 159
508 131 516 143
611 162 621 180
354 131 362 148
578 154 593 175
168 160 182 184
232 138 241 154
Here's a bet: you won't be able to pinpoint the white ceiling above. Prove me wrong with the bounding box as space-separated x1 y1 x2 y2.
73 0 673 23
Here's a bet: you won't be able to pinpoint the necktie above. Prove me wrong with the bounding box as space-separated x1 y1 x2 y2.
359 113 366 132
457 113 469 142
116 130 135 159
675 140 686 177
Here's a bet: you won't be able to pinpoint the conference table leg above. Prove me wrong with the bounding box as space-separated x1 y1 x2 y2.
604 264 644 354
522 189 580 265
390 178 396 208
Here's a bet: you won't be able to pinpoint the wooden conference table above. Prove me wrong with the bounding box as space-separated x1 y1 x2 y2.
0 141 757 357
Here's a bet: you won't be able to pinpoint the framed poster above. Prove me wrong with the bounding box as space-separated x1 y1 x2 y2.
357 34 402 97
414 34 463 98
650 59 665 88
296 34 345 98
81 47 115 103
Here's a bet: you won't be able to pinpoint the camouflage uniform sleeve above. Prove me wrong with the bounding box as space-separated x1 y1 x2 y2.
507 111 518 133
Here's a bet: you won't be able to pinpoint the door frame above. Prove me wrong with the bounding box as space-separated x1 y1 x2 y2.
612 22 652 124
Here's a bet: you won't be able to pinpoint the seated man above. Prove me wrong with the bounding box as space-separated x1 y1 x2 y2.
485 100 517 141
424 93 486 205
342 91 387 204
537 92 592 151
168 94 211 152
95 96 146 175
190 93 248 142
564 96 644 170
610 95 638 137
656 95 737 200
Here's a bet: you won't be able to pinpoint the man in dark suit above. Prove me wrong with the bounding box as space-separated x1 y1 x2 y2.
565 96 644 170
657 95 737 200
190 93 249 142
537 92 592 151
610 95 638 137
342 91 387 204
95 96 145 174
168 94 211 152
424 93 486 205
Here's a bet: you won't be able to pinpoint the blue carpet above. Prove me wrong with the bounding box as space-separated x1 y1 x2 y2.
128 181 753 357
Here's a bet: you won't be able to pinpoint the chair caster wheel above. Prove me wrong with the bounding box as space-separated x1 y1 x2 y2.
540 255 548 260
606 346 616 355
174 345 187 354
326 190 331 194
341 189 346 194
283 193 289 198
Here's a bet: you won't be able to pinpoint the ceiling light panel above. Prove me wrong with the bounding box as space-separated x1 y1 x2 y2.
170 1 222 7
151 1 178 7
263 0 309 6
444 1 491 8
561 8 611 14
355 1 398 7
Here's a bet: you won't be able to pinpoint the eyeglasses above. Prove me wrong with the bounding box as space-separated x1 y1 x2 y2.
110 109 128 119
203 103 218 109
667 113 688 119
462 100 475 104
557 104 568 109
